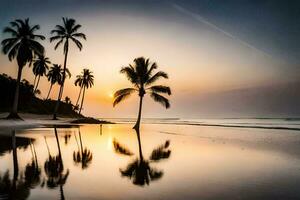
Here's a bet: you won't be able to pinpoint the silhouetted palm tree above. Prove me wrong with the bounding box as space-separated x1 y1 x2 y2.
1 18 45 119
32 55 50 94
50 17 86 120
46 64 71 100
113 57 171 156
74 73 83 107
46 64 62 100
75 69 94 115
113 57 171 130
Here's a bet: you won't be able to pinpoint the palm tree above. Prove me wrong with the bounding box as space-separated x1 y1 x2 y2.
74 74 83 107
32 55 50 94
50 17 86 120
46 64 63 100
113 57 171 156
1 18 45 119
46 64 71 100
75 69 94 115
113 57 171 130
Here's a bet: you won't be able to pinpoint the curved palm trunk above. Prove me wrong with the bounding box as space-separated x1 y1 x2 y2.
8 66 23 119
34 75 41 94
46 84 53 100
75 86 83 106
78 86 86 115
53 40 69 120
133 96 144 160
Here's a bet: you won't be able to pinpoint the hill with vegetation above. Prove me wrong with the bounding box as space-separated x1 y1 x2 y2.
0 73 81 117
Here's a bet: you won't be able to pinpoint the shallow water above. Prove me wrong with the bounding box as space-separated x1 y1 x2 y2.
1 124 300 200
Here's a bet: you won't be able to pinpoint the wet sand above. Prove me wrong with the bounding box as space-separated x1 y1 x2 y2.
0 123 300 199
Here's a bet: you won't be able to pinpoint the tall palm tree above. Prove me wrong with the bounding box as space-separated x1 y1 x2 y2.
113 57 171 154
32 55 50 94
1 18 45 119
75 69 94 115
50 17 86 120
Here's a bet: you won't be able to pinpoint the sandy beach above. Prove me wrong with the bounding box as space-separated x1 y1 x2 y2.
0 113 77 131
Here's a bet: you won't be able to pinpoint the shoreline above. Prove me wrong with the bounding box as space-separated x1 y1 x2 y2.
0 112 113 132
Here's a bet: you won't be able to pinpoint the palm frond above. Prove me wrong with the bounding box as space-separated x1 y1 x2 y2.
7 43 20 61
147 62 157 77
147 85 171 95
113 88 136 98
71 24 82 33
120 66 138 85
29 24 40 32
113 88 136 107
71 38 82 50
29 39 45 56
146 71 168 86
72 33 86 40
3 27 18 36
65 68 71 78
50 30 65 36
54 39 64 50
150 92 170 108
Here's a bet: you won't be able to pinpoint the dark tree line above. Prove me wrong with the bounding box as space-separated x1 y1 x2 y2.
0 73 80 117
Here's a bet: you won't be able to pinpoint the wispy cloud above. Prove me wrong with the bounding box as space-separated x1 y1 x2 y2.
172 3 273 59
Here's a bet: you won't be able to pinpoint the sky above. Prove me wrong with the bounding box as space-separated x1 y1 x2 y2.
0 0 299 118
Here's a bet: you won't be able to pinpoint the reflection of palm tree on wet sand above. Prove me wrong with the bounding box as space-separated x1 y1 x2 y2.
113 136 171 186
73 127 93 169
43 128 69 200
24 139 41 188
0 130 38 199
